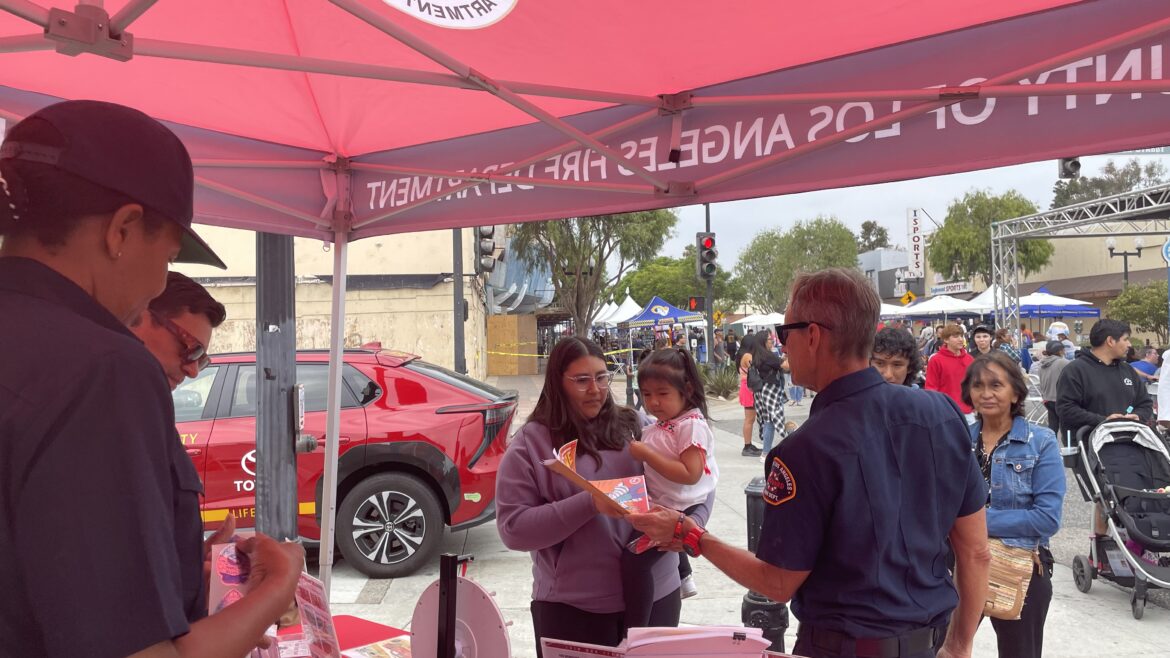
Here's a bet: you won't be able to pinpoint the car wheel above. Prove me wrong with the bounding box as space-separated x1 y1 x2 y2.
336 473 444 578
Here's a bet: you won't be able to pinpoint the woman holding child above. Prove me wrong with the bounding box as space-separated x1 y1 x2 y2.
496 337 715 657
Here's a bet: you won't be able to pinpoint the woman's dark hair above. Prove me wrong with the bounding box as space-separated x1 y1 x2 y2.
0 118 166 246
750 331 778 367
961 351 1029 419
528 336 639 466
737 332 757 369
872 327 923 386
636 347 708 418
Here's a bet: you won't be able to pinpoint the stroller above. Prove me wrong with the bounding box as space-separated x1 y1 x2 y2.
1070 421 1170 619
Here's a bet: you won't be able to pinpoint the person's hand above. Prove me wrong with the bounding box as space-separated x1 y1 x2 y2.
627 505 689 545
936 642 971 658
236 535 304 604
656 538 686 553
202 514 236 593
627 441 649 462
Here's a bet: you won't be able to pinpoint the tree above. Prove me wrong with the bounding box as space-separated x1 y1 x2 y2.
511 210 677 334
612 245 747 315
1107 280 1169 346
927 189 1052 287
735 216 859 313
856 220 891 252
1051 158 1166 208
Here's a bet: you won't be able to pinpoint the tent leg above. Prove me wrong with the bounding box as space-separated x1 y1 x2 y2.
318 228 349 597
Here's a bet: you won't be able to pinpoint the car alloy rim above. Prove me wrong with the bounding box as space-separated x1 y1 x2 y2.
350 490 426 565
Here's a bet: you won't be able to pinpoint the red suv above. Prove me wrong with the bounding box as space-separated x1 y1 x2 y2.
172 348 517 578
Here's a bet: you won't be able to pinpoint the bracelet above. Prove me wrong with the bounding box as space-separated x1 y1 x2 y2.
673 512 686 541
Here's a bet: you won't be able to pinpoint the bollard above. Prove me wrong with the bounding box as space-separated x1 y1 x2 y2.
742 476 789 651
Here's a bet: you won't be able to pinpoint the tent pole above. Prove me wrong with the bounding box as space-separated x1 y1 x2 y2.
194 159 326 169
319 228 349 597
0 0 50 27
194 177 332 227
109 0 156 33
352 108 659 229
327 0 669 191
0 33 49 53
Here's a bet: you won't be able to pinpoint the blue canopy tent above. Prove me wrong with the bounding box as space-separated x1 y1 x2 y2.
1018 288 1101 318
618 296 705 328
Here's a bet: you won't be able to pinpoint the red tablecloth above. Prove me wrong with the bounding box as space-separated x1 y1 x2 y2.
279 614 407 651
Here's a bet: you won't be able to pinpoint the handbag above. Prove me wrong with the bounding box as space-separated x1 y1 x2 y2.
983 538 1037 620
747 365 763 392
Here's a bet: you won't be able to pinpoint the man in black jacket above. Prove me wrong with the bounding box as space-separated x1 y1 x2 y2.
1056 318 1153 440
1056 318 1153 528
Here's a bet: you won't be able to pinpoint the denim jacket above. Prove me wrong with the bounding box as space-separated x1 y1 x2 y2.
968 416 1066 550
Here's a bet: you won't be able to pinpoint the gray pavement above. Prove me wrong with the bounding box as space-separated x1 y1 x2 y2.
322 375 1170 657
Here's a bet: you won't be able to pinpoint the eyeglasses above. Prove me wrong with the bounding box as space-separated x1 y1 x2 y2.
564 372 615 392
775 321 834 345
151 310 211 371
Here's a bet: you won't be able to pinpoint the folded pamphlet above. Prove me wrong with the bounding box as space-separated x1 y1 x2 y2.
542 440 651 515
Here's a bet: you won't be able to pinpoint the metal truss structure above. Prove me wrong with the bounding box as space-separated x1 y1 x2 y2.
992 182 1170 330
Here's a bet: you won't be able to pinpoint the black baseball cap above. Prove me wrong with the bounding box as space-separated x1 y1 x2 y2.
971 324 994 337
0 100 225 269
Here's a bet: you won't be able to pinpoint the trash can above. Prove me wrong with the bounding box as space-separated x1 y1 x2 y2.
742 476 789 651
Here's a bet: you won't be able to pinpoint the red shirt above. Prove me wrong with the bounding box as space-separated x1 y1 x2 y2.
924 348 974 413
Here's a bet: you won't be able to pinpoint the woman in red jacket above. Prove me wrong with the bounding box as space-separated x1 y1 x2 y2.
924 324 974 418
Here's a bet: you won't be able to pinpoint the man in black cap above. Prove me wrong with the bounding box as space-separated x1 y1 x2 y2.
0 100 301 657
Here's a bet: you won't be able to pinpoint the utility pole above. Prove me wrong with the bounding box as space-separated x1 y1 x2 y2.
452 228 467 374
704 204 716 366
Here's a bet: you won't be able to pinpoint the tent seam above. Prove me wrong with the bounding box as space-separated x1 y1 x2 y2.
280 0 342 157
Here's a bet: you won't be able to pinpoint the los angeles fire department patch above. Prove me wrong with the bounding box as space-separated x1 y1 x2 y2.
763 456 796 506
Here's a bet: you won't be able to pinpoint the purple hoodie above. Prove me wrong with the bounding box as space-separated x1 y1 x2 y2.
495 420 713 614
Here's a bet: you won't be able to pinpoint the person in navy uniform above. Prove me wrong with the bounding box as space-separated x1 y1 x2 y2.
0 101 302 658
632 268 990 658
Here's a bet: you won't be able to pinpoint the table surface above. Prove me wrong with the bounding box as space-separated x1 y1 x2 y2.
279 614 407 651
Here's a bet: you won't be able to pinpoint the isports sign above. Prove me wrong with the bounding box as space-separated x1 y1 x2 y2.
383 0 518 29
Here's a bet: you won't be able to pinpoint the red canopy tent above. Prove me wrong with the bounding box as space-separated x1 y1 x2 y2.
4 0 1170 591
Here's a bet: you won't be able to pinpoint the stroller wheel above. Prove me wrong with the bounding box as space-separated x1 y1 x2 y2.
1073 555 1093 593
1131 590 1147 620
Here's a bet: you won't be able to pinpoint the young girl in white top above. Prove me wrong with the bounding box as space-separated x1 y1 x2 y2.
623 347 719 629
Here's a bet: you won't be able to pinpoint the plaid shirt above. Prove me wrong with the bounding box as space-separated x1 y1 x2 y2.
755 381 787 425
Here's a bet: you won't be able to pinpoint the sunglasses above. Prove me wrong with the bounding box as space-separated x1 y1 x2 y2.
564 372 615 392
151 310 212 371
775 320 834 345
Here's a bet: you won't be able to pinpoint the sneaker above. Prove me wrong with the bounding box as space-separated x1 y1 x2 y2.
759 454 766 464
742 444 762 456
680 575 699 599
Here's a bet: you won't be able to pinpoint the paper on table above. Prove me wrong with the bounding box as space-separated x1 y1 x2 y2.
625 626 770 656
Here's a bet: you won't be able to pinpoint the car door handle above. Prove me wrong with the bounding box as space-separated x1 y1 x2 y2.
185 448 202 456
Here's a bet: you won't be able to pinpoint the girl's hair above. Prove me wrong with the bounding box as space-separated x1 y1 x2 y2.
737 332 757 369
636 347 708 418
960 351 1029 419
528 336 639 466
993 327 1013 348
749 331 775 364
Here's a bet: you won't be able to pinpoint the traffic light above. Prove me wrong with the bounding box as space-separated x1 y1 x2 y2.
476 225 496 273
1058 157 1081 179
695 232 717 280
688 296 706 312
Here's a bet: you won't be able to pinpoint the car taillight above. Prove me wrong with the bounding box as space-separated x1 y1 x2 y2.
436 395 518 468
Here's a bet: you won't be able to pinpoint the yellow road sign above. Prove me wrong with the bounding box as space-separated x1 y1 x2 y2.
901 290 917 306
713 310 724 325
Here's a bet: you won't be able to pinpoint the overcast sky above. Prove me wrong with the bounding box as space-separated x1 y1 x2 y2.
658 153 1170 265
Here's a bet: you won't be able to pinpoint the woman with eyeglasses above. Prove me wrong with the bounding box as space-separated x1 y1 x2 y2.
496 337 714 657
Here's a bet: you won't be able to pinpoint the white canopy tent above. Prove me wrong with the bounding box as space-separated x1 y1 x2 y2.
607 295 644 326
906 294 993 316
592 301 617 326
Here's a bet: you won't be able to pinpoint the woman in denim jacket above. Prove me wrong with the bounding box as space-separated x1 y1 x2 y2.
961 351 1066 658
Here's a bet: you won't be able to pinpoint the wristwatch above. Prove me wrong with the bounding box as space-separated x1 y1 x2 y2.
682 525 708 558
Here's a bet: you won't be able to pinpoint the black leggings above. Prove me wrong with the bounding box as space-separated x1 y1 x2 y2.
987 553 1054 658
621 503 701 628
531 590 682 658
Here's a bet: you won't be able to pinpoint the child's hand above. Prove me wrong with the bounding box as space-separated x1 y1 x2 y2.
628 440 648 462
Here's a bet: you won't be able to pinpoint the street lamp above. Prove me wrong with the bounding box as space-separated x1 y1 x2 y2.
1106 237 1144 288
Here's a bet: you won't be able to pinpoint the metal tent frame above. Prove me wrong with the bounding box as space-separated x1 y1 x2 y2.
5 0 1170 593
992 182 1170 331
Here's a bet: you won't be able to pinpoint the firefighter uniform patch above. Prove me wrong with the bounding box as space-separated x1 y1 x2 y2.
763 456 796 506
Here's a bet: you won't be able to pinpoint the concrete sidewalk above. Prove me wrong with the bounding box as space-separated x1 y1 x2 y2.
325 377 1169 657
